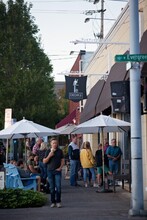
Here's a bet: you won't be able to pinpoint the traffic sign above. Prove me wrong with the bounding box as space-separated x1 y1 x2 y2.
115 54 147 62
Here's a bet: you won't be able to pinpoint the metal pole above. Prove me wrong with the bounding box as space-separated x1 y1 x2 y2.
129 0 145 216
6 139 9 163
100 0 104 39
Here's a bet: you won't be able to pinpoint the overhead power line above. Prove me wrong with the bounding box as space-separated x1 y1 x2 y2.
51 57 77 61
32 9 86 14
30 0 83 2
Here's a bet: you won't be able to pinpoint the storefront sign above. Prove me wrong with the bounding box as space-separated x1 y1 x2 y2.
65 76 87 102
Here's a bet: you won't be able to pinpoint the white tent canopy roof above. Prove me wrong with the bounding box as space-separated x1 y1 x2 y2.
72 114 131 134
0 118 60 139
55 124 77 135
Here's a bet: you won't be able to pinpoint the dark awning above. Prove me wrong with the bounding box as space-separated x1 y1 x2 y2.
55 109 76 128
95 61 128 115
142 63 147 77
81 30 147 118
140 30 147 77
96 29 147 114
80 79 105 123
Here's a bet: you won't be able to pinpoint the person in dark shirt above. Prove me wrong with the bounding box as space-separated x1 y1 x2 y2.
17 159 31 178
68 135 80 186
43 138 64 208
36 142 48 183
106 138 122 174
95 144 111 187
0 142 5 169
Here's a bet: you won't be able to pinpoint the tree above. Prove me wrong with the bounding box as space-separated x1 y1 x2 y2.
56 87 69 123
0 0 59 128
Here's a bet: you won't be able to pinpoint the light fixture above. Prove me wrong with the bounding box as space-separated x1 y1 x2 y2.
84 9 105 15
93 0 100 4
84 17 116 23
69 50 86 55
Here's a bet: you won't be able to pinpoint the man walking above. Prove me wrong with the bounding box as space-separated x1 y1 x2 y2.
106 138 122 174
68 135 80 186
43 138 64 208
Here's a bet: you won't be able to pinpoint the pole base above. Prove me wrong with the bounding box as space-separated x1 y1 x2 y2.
129 209 147 216
96 188 113 193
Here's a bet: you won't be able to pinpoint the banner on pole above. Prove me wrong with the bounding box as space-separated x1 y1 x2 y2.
65 76 87 102
4 108 12 129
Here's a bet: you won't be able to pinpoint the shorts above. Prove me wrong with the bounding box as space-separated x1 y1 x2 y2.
97 165 109 175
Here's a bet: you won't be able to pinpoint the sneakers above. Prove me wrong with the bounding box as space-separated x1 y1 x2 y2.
50 203 62 208
56 203 62 208
93 183 98 188
50 203 56 208
84 183 88 188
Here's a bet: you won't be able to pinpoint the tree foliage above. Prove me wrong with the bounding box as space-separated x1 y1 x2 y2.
0 0 59 128
56 87 69 123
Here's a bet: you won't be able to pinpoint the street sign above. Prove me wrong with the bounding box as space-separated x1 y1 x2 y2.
115 54 147 62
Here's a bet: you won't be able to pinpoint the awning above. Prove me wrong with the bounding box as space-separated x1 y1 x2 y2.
140 30 147 54
80 79 105 123
55 124 76 134
55 109 76 128
140 30 147 77
142 63 147 76
95 61 128 115
80 29 147 120
96 29 147 115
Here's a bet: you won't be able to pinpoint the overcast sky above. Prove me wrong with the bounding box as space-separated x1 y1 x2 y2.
3 0 128 81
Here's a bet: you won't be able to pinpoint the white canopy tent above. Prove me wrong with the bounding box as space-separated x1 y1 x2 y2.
72 114 131 192
55 124 77 135
0 118 60 162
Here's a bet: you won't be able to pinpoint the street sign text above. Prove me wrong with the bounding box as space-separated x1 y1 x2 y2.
115 54 147 62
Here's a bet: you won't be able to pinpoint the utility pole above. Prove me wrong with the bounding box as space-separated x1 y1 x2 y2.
93 0 105 39
129 0 147 216
100 0 104 39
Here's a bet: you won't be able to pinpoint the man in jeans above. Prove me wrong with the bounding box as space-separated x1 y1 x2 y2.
68 135 80 186
106 138 122 174
43 138 64 208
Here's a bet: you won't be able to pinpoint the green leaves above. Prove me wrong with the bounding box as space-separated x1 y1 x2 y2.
0 189 47 208
0 0 59 128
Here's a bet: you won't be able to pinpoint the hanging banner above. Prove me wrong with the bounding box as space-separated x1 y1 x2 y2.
4 108 12 129
65 76 87 102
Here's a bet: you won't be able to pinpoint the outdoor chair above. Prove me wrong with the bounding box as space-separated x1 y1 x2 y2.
107 159 131 193
4 163 37 191
3 163 17 188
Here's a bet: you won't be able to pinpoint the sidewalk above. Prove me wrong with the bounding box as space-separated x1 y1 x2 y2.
0 178 146 220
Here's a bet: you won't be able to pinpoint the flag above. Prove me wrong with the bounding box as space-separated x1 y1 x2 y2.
65 75 87 102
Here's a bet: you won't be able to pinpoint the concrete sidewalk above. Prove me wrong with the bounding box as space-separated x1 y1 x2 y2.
0 178 146 220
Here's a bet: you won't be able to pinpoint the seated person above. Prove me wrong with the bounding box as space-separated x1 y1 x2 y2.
17 159 30 178
26 153 41 191
27 153 39 174
34 155 41 173
10 160 17 166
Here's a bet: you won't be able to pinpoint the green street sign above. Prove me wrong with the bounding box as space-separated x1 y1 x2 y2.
115 54 147 62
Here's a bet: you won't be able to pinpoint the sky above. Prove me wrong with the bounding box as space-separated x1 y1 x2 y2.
4 0 128 81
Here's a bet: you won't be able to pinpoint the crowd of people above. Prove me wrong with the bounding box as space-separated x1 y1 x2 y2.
1 135 123 208
8 137 64 208
68 135 122 189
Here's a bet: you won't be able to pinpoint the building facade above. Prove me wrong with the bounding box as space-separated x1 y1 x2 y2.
80 1 147 207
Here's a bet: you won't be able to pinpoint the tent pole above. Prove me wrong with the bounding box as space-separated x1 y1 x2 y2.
6 139 9 163
101 127 105 190
24 137 27 162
